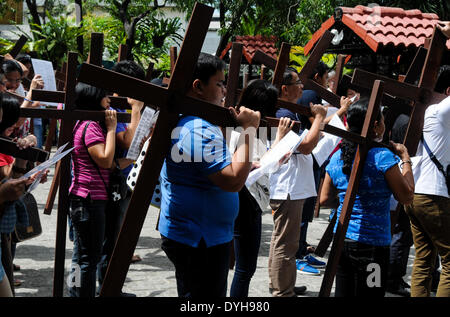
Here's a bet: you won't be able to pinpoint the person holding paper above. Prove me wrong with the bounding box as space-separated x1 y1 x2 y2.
320 98 414 297
96 60 147 297
68 83 117 297
268 67 327 297
228 79 280 297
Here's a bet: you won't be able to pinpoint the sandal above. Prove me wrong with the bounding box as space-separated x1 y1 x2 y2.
130 255 142 263
306 245 316 254
13 264 21 271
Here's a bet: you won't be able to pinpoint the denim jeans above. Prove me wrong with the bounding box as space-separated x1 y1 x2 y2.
33 119 43 149
230 211 262 297
97 189 132 292
335 239 390 297
388 208 413 285
68 194 106 297
161 235 231 297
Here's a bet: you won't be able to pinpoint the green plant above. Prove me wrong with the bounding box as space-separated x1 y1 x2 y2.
17 12 84 68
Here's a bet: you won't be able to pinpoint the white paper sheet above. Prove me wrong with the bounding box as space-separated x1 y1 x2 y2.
312 114 345 167
31 58 58 107
246 130 307 186
126 107 158 160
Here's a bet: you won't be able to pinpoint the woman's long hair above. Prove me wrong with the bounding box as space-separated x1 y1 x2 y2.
0 94 20 136
74 82 107 130
340 97 382 176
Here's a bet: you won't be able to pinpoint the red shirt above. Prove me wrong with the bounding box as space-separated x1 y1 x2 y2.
0 153 14 167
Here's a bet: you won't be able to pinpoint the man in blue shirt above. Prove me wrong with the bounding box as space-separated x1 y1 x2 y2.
159 53 261 297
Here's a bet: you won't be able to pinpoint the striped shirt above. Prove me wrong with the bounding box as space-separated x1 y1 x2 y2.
69 121 110 200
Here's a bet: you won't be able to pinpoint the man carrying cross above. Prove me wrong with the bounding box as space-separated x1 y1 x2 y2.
158 53 260 297
403 61 450 296
267 67 327 297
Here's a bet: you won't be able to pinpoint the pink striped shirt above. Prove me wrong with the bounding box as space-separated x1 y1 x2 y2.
69 121 110 200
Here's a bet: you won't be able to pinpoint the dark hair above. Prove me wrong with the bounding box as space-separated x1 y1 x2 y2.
111 60 146 81
435 65 450 94
238 79 278 117
16 54 32 66
0 94 21 135
310 61 329 79
391 114 409 144
340 97 382 175
281 67 298 86
192 53 225 85
74 82 107 112
1 59 23 77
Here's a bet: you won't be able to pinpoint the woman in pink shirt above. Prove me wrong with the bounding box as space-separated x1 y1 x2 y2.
68 83 117 297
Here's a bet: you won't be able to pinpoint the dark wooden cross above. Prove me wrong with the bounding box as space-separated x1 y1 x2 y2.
0 35 27 63
75 3 239 297
313 44 429 258
15 33 131 296
317 26 447 297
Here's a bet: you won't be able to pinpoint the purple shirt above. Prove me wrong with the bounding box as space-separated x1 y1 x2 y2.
69 121 110 200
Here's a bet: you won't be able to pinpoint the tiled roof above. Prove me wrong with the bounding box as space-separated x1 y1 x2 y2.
220 35 278 64
304 5 450 55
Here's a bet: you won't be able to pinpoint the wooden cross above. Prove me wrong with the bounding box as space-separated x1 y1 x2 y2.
14 33 131 296
351 26 447 156
318 79 386 297
0 35 27 63
75 3 239 296
313 44 429 258
318 26 447 297
31 35 132 216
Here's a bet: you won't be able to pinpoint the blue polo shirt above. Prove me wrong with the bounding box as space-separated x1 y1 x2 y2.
326 148 400 246
112 107 133 178
159 116 239 248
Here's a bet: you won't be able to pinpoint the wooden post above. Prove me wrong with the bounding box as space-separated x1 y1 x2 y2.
224 42 243 108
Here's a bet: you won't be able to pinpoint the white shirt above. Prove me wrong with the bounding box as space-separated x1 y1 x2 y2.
269 152 316 200
414 95 450 198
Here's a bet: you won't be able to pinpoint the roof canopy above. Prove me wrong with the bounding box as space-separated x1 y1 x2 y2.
304 5 450 55
220 35 278 64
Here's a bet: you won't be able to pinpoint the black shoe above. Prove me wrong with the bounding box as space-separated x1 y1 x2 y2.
387 283 410 297
120 291 137 297
400 279 410 289
268 286 307 296
294 286 307 295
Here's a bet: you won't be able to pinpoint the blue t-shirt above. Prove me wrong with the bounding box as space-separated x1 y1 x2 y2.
112 107 133 178
159 116 239 248
326 147 400 246
297 90 322 130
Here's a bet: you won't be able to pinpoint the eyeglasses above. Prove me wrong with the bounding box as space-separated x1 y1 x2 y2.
4 77 22 84
285 79 302 86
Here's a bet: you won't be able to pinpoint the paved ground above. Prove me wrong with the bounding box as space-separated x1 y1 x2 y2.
11 160 416 298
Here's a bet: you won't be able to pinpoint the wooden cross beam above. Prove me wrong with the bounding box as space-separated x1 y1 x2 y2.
0 137 49 162
14 33 133 296
351 26 447 155
8 35 28 59
314 45 429 256
319 80 386 297
76 3 237 297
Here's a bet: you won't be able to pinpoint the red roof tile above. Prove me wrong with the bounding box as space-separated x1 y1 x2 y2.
304 5 450 55
220 35 278 64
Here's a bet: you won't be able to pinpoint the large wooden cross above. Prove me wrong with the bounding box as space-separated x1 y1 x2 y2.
14 33 131 296
317 26 447 297
75 3 240 297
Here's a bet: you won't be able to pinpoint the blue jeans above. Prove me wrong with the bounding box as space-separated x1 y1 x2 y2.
161 235 231 297
230 213 261 297
68 194 106 297
97 190 132 292
33 118 43 149
388 208 413 284
335 239 390 297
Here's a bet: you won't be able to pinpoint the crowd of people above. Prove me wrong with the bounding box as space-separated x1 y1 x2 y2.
0 21 449 298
